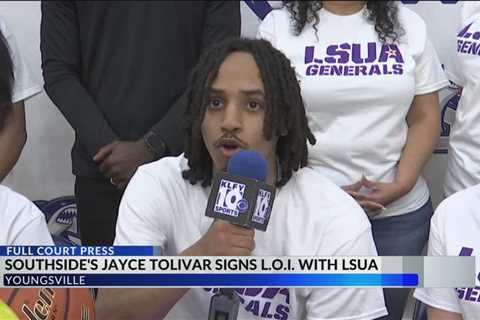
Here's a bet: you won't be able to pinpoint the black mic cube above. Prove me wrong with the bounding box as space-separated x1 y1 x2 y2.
208 289 240 320
205 172 275 231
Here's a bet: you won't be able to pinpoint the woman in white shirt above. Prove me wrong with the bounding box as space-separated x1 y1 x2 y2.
258 1 448 319
0 17 42 181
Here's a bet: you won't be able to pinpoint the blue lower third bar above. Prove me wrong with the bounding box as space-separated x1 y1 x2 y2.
4 274 418 287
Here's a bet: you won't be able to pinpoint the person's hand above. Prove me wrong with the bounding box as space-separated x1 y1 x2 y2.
342 176 410 217
191 220 255 256
93 139 155 189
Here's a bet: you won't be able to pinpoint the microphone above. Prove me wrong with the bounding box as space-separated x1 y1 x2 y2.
206 150 276 320
205 150 276 231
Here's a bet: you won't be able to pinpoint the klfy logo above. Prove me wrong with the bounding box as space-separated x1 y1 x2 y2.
214 179 247 217
252 189 271 224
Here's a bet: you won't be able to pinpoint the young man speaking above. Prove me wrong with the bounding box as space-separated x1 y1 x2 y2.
96 38 387 320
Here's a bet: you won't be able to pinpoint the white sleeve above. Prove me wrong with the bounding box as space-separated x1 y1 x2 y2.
114 167 173 252
304 229 388 320
10 202 53 245
256 10 277 46
0 18 42 103
444 51 464 87
413 206 462 314
443 20 464 87
414 37 449 95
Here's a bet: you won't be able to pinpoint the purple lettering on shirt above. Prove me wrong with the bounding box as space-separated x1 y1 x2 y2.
244 288 263 297
306 64 319 76
330 65 342 76
325 44 349 64
355 65 368 75
344 65 354 76
275 304 290 320
458 23 473 39
245 300 260 316
465 287 480 302
351 43 364 64
459 247 474 256
379 44 404 63
468 41 480 55
461 41 471 54
304 46 315 64
365 42 378 63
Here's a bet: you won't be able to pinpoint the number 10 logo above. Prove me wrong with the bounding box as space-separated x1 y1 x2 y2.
252 189 271 224
215 179 246 217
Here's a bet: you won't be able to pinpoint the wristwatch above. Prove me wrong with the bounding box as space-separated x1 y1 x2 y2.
143 131 167 160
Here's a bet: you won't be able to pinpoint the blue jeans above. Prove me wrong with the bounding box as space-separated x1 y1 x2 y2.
371 199 433 320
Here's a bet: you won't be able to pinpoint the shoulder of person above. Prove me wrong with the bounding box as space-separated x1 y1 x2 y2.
433 184 480 227
460 2 480 24
397 5 427 30
260 7 291 31
0 185 43 223
136 153 187 181
286 167 368 223
129 154 201 202
397 5 428 47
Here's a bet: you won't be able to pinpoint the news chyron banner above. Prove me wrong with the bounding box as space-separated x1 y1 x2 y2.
0 247 476 288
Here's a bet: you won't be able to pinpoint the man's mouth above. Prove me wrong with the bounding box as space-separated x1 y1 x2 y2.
217 138 243 158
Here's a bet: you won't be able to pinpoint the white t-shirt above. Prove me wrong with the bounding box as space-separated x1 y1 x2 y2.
443 4 480 197
115 155 388 320
0 16 42 103
257 6 448 218
0 185 53 245
414 184 480 319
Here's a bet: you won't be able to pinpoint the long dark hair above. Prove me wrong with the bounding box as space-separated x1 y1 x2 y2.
0 30 14 129
182 38 316 188
284 1 404 43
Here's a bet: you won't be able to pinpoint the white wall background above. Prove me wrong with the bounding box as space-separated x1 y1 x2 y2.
0 1 463 208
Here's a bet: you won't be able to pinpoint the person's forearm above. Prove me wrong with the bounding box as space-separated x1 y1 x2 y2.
41 2 118 157
146 93 187 157
96 287 189 320
396 92 441 191
43 76 118 156
0 102 26 181
427 306 462 320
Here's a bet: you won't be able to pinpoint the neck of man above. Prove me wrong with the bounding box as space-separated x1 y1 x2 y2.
322 1 365 16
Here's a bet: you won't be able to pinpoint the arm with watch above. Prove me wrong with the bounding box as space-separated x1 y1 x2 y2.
93 93 186 189
93 0 240 189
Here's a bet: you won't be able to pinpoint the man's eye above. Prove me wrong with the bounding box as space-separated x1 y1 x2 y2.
207 98 224 109
247 101 262 111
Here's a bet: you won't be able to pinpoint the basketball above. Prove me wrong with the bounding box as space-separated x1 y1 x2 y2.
0 288 95 320
0 300 18 320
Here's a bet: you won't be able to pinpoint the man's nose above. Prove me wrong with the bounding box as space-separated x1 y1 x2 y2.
221 104 242 132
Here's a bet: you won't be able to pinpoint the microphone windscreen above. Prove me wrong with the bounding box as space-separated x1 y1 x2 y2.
227 150 267 182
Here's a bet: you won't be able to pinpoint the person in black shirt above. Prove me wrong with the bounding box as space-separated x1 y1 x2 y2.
40 1 240 245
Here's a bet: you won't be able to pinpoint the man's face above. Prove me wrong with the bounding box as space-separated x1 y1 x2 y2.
201 51 277 174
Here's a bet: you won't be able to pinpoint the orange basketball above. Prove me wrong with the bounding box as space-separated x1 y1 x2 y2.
0 288 95 320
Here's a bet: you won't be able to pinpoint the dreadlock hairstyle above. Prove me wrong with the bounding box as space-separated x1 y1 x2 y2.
0 30 14 130
182 38 316 188
284 1 405 43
